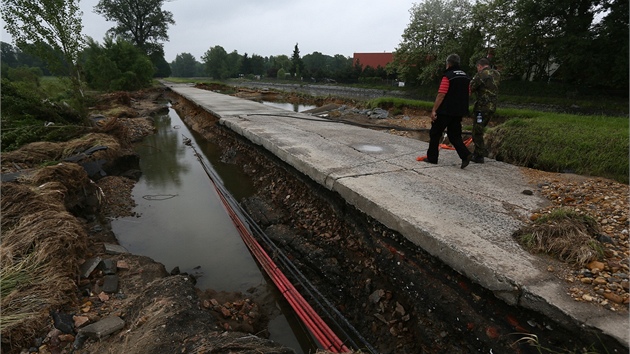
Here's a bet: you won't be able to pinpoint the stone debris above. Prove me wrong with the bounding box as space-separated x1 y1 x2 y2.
78 316 125 340
523 169 629 312
79 257 102 278
104 243 129 255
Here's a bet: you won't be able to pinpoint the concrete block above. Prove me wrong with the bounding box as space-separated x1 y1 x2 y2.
78 316 125 339
102 275 119 293
79 257 102 278
104 243 129 255
99 258 117 275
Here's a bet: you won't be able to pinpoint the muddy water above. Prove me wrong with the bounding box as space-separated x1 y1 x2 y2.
111 107 314 353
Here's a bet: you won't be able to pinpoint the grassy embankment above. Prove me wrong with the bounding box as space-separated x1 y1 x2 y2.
367 96 628 184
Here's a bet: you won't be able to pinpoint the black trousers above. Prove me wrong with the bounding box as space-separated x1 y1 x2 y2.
426 114 471 163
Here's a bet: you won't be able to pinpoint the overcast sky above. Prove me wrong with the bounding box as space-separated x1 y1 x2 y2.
1 0 417 62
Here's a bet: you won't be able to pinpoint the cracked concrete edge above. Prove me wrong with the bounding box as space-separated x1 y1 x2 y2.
520 282 629 347
332 179 629 349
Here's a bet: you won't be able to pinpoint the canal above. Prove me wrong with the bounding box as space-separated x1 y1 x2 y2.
111 104 317 353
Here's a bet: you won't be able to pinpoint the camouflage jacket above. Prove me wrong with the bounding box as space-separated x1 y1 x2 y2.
470 67 500 113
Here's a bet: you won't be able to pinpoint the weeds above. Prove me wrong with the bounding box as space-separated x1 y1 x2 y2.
514 208 604 266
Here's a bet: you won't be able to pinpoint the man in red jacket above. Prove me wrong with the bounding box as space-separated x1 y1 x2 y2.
425 54 473 169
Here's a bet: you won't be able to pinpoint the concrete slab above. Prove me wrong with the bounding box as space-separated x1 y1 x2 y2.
164 82 629 348
79 316 125 339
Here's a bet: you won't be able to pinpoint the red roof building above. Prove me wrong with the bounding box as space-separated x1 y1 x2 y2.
353 52 394 69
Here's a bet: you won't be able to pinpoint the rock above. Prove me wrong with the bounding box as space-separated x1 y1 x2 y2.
220 307 231 318
104 243 129 255
587 260 605 271
100 258 117 275
78 316 125 340
395 302 405 316
116 260 129 270
369 289 385 304
51 311 74 334
80 257 102 278
98 292 110 302
603 292 624 304
102 275 119 293
73 315 90 328
58 334 75 342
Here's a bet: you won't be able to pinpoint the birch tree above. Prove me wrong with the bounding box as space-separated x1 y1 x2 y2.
2 0 86 104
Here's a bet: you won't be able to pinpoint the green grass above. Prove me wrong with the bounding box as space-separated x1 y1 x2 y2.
366 97 434 111
488 113 628 183
365 97 628 184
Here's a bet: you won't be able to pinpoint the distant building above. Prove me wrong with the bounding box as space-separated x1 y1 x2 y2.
353 52 394 69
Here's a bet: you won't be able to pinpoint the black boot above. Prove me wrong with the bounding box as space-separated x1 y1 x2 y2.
472 154 484 163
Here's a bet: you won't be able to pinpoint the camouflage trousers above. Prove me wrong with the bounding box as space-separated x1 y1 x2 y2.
472 111 493 157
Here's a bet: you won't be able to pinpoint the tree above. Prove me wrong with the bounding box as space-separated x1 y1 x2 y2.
290 43 303 79
202 45 229 79
240 53 251 75
83 36 154 91
1 0 86 106
249 54 265 76
150 48 171 77
392 0 474 84
225 50 242 78
590 0 628 89
1 42 19 69
93 0 175 56
303 51 329 80
171 52 199 78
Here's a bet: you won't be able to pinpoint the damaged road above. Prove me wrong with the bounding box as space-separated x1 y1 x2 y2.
2 85 627 354
166 88 627 353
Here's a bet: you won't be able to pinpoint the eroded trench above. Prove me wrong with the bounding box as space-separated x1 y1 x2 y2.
161 89 620 354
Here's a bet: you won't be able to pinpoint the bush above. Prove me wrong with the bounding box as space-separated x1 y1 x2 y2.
1 79 85 151
83 37 155 91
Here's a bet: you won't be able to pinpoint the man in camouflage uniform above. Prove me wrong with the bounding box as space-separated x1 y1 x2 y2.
469 58 500 163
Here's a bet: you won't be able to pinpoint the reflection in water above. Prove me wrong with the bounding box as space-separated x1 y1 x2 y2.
139 115 190 188
111 107 311 353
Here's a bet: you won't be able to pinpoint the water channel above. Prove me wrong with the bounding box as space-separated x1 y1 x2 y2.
111 101 316 353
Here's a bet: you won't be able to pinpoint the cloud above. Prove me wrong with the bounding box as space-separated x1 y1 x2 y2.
1 0 416 62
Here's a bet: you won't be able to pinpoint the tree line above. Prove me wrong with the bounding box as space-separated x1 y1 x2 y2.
2 0 627 98
170 44 388 84
391 0 628 91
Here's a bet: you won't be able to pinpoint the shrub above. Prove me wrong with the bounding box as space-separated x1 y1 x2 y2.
83 37 155 91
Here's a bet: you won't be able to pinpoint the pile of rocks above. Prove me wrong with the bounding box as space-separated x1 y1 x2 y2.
524 169 629 311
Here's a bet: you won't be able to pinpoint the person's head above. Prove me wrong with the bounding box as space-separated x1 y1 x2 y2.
446 54 460 68
476 58 490 72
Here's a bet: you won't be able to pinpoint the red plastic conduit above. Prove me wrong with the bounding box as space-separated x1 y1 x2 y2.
212 179 351 353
